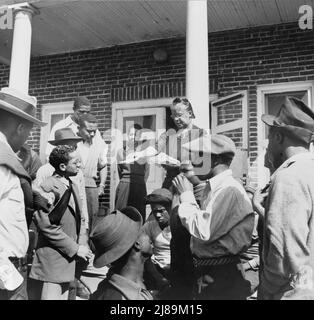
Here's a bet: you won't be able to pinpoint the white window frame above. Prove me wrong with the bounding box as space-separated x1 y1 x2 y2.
40 101 73 162
256 81 314 186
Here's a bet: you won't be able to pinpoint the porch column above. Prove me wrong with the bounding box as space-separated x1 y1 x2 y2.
9 5 37 94
186 0 210 129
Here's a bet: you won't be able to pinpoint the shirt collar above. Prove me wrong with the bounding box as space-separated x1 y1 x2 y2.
209 169 233 192
108 273 152 300
273 152 314 179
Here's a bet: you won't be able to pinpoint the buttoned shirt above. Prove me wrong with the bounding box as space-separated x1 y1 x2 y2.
0 132 29 258
260 152 314 299
178 169 254 259
76 136 108 187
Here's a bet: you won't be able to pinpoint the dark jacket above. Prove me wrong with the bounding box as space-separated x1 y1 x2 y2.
29 174 87 283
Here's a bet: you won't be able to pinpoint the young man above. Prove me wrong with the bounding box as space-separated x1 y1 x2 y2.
90 207 153 300
76 114 108 230
142 189 172 293
45 96 100 159
173 134 254 300
33 127 88 229
29 145 93 300
257 97 314 300
0 87 46 300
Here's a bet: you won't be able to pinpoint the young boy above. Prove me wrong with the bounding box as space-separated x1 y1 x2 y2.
29 145 92 300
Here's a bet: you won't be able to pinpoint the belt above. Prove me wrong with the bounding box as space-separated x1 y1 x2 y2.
193 255 239 268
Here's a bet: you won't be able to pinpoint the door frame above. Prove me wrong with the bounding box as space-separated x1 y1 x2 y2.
256 81 314 186
110 98 173 211
40 101 73 162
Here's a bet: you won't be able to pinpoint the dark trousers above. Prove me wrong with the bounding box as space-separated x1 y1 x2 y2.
169 206 195 300
195 263 251 300
86 187 99 231
0 258 28 300
144 259 170 290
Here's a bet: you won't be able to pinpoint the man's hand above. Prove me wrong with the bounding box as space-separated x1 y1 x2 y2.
172 174 193 195
98 184 105 196
252 188 268 218
77 245 93 261
32 190 51 213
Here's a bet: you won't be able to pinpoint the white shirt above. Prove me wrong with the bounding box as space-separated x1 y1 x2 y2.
0 132 29 258
142 220 171 269
178 169 254 259
76 136 108 187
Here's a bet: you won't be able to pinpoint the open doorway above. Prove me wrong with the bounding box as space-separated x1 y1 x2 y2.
110 98 172 212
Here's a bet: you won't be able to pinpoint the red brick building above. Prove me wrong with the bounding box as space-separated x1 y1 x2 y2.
1 0 313 210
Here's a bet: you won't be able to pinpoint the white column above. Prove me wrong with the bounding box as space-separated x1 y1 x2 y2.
9 6 36 94
186 0 210 129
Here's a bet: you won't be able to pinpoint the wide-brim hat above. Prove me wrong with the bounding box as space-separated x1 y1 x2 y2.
48 127 83 146
262 96 314 143
0 87 46 126
90 206 143 268
182 133 236 156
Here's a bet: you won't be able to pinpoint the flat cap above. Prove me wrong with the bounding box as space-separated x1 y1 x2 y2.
182 133 236 156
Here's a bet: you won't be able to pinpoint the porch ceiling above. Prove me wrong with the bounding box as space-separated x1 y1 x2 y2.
0 0 313 64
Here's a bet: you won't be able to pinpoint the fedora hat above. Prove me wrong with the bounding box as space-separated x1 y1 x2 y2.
0 87 46 126
48 127 83 146
262 96 314 143
182 133 236 156
90 206 143 268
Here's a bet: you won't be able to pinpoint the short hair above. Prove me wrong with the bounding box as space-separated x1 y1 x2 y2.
49 145 76 170
73 96 91 110
78 114 98 128
172 97 195 119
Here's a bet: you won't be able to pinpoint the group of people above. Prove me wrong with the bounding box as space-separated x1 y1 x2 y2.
1 84 314 300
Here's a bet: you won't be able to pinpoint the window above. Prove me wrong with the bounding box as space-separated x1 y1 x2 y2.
257 82 314 187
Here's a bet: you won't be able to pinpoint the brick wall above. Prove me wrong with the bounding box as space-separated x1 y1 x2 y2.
0 21 313 204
